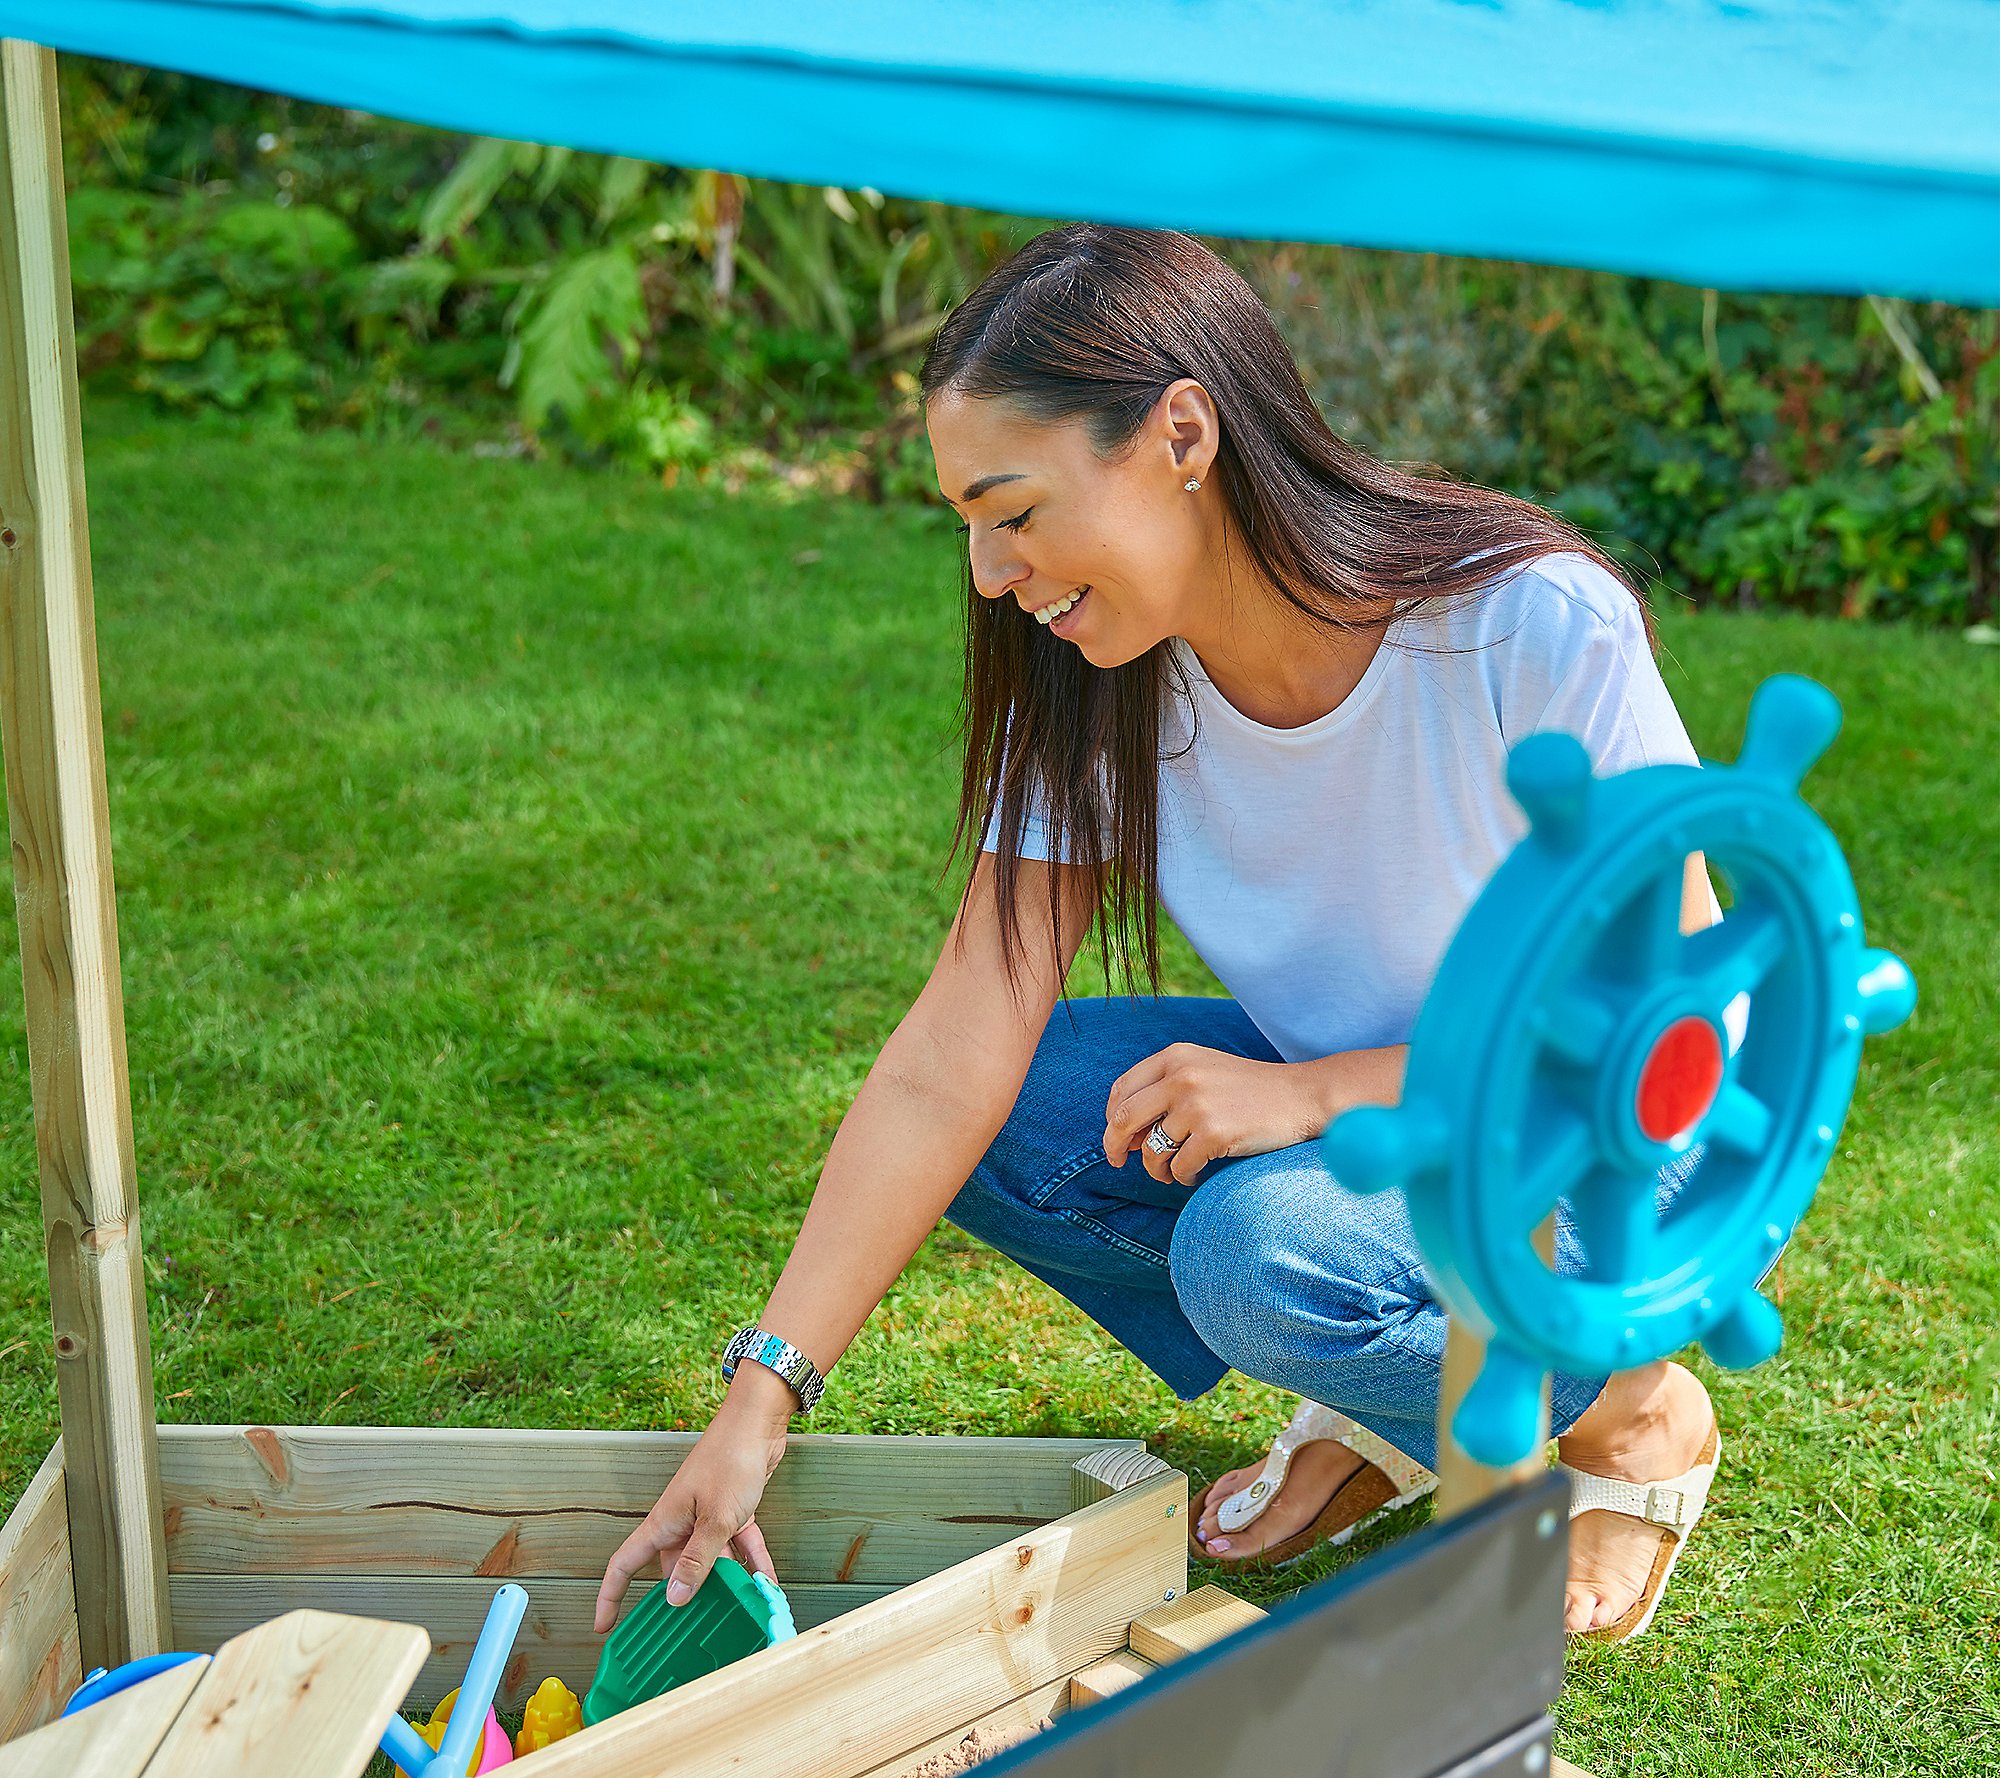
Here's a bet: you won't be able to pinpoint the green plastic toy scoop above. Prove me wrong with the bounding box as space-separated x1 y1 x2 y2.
584 1557 796 1726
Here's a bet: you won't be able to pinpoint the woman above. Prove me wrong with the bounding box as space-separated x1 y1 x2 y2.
595 223 1728 1648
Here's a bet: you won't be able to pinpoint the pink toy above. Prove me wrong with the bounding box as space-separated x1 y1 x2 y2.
393 1688 514 1776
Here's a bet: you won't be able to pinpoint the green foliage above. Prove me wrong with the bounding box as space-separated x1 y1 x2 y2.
1237 244 1999 626
52 59 2000 624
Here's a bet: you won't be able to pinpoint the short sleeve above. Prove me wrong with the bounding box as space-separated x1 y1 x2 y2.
979 770 1071 862
1508 575 1697 777
977 724 1108 865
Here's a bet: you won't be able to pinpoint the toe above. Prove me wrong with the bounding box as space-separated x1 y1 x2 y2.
1564 1582 1609 1633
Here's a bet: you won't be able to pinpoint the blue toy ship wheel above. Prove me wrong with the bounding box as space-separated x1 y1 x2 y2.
1323 676 1915 1468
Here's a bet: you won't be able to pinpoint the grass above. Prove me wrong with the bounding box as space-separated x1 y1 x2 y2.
1 399 1995 1776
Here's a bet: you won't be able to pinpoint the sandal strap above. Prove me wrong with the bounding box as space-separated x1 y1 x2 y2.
1560 1442 1718 1538
1214 1399 1436 1534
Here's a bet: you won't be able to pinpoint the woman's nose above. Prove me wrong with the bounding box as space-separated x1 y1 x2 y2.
970 538 1029 602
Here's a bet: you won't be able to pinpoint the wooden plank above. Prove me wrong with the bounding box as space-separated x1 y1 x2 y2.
863 1675 1069 1778
1126 1585 1265 1665
0 1657 206 1778
1434 1220 1555 1518
159 1425 1143 1584
507 1466 1187 1778
1551 1759 1595 1778
141 1610 428 1778
0 1442 81 1743
0 40 170 1669
168 1574 897 1711
1070 1444 1172 1509
1067 1650 1153 1708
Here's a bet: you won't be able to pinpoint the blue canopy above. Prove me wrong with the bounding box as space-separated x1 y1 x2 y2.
8 0 1998 304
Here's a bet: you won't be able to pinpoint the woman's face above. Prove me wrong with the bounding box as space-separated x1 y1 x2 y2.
926 382 1219 669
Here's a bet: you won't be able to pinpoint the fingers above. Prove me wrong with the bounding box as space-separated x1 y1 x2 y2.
1104 1080 1172 1169
1102 1051 1171 1162
597 1519 678 1634
731 1517 778 1583
664 1513 734 1608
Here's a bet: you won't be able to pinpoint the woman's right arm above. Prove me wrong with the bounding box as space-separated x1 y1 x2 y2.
594 849 1098 1629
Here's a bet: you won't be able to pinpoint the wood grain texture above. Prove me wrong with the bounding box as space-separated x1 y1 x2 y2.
0 40 169 1668
1069 1444 1172 1509
506 1465 1187 1778
1067 1650 1153 1708
169 1573 897 1711
158 1424 1142 1585
141 1610 427 1778
1126 1584 1265 1665
0 1656 206 1778
1434 1219 1557 1517
863 1675 1070 1778
0 1443 80 1744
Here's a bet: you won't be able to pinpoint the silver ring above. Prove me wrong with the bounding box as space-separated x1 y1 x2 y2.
1144 1120 1183 1155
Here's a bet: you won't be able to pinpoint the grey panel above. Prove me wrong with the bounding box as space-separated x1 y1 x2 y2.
985 1470 1569 1778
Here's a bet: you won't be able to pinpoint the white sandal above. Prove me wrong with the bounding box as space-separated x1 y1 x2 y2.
1190 1399 1438 1570
1557 1420 1721 1642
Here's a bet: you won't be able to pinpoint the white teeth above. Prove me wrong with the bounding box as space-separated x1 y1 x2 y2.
1035 587 1088 624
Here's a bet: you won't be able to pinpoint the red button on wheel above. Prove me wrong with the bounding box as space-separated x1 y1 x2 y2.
1635 1016 1724 1143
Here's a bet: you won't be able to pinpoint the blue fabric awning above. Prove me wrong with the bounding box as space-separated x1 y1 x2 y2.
6 0 1997 304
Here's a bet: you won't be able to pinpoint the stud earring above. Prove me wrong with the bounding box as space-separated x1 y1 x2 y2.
1184 478 1201 491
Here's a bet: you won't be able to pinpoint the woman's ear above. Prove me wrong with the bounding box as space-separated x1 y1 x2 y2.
1157 377 1220 484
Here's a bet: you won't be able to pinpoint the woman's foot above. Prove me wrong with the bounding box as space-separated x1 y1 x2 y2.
1554 1360 1716 1634
1194 1435 1370 1558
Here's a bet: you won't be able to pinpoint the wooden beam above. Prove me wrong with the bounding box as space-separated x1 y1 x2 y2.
1125 1585 1264 1665
0 40 169 1667
1067 1650 1152 1708
157 1425 1144 1584
1434 1220 1556 1517
0 1656 206 1778
141 1610 428 1778
507 1465 1186 1778
168 1573 898 1711
0 1442 80 1743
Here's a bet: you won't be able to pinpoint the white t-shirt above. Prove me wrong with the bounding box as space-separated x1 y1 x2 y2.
980 550 1723 1065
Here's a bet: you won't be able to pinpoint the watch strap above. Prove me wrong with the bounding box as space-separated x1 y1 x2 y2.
722 1325 825 1415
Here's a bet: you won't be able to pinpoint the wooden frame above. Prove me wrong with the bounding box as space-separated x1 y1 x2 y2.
0 1426 1197 1775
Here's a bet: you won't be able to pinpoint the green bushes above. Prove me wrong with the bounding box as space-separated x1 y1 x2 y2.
56 58 1998 625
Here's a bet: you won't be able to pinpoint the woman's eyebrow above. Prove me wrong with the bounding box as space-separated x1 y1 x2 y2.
948 468 1024 502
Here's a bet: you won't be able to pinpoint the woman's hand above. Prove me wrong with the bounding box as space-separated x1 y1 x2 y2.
1103 1043 1408 1184
593 1374 794 1634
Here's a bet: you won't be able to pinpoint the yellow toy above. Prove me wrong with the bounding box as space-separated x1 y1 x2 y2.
394 1686 514 1776
516 1677 584 1755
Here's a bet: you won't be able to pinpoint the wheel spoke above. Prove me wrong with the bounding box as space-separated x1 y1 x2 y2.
1535 987 1621 1068
1703 1081 1774 1158
1570 1165 1658 1279
1604 865 1686 985
1515 1111 1598 1224
1687 905 1787 1005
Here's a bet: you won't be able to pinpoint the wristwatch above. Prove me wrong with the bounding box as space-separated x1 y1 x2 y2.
721 1325 826 1415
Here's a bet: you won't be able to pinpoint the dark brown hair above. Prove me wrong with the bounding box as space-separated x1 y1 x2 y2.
920 223 1650 1011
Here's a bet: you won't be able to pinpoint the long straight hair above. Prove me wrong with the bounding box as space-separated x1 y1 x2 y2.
919 224 1650 1010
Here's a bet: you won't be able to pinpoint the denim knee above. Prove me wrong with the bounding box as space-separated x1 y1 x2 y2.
1165 1147 1438 1389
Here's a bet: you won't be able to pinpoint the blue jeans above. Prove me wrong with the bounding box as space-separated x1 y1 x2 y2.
944 994 1704 1473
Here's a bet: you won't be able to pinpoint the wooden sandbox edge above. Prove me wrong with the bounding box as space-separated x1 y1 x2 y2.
0 1441 80 1745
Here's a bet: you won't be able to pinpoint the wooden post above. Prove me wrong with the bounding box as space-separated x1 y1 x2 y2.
0 40 171 1665
1433 1219 1556 1517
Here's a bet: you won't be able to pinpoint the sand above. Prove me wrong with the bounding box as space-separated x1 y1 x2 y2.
899 1716 1058 1776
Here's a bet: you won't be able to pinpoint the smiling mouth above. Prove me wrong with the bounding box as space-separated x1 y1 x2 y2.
1029 586 1090 625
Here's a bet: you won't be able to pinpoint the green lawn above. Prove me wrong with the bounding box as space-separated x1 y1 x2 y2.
1 404 1994 1776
